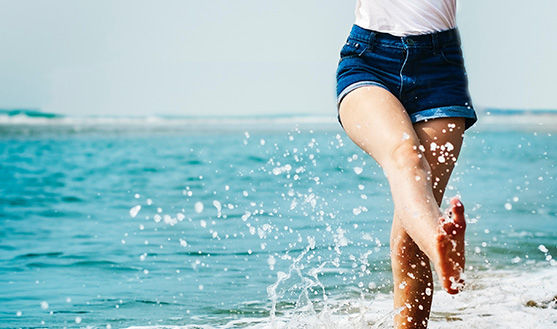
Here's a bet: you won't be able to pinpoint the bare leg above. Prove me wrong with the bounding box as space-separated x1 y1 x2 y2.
338 86 467 327
391 118 465 328
391 220 433 328
415 118 466 296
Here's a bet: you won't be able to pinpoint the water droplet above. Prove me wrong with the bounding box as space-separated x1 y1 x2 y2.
354 167 363 175
213 200 222 212
164 215 177 226
267 256 276 270
504 203 512 210
194 202 204 213
129 205 141 218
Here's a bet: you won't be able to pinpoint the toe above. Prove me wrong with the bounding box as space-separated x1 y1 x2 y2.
450 198 466 227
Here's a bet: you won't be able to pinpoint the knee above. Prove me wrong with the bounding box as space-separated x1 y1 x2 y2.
389 141 430 174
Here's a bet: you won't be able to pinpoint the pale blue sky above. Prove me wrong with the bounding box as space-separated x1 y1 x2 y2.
1 0 556 117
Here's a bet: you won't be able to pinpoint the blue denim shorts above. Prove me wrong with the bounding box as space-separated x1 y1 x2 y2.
337 25 477 129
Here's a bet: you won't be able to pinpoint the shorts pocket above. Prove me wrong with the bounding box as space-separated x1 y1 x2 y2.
339 38 365 60
440 44 465 66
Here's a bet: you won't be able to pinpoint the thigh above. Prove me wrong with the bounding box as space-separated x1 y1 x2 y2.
338 85 422 170
413 118 466 205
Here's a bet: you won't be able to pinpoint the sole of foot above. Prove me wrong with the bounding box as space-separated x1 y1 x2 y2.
436 197 466 294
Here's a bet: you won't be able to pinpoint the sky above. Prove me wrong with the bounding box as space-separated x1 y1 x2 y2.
1 0 556 117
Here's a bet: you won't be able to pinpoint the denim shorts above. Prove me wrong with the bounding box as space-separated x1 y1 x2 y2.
336 24 477 130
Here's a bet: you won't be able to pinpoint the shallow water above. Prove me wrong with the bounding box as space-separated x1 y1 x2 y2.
0 117 556 328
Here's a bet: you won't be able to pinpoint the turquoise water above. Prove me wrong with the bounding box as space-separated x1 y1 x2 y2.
0 116 556 328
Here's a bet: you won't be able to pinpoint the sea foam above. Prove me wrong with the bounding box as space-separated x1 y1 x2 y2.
125 266 556 329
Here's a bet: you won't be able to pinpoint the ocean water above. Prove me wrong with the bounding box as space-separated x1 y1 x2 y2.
0 113 556 329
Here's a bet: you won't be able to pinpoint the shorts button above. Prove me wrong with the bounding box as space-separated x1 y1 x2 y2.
406 38 415 45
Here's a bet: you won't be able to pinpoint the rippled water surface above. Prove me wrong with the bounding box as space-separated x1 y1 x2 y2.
1 118 556 328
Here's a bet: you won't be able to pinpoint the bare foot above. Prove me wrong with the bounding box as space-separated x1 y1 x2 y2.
436 197 466 294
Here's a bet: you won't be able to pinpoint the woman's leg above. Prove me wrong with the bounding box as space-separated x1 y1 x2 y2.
338 86 466 327
391 117 466 328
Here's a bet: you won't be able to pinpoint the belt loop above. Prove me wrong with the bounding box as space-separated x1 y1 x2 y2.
368 31 376 52
432 33 439 55
357 30 375 56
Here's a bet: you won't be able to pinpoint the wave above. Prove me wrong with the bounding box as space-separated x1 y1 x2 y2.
124 266 557 329
481 108 557 115
475 108 557 131
0 111 339 131
0 109 63 119
3 108 557 133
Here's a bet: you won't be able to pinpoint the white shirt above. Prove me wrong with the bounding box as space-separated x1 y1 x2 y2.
355 0 457 36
